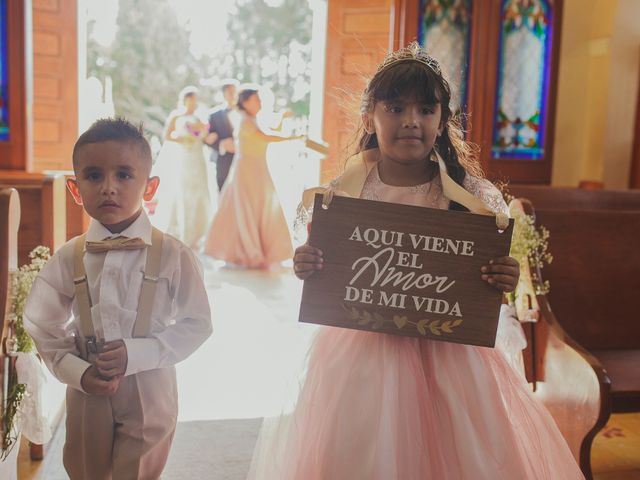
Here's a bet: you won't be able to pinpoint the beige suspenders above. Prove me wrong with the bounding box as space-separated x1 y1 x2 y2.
73 233 95 343
73 227 164 358
133 227 163 338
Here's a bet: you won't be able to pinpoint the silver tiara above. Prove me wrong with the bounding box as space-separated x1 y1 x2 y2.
376 42 441 76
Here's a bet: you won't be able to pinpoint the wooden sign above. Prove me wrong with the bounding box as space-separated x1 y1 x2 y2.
299 194 514 347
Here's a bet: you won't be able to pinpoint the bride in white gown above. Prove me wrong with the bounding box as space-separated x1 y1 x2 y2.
152 86 214 249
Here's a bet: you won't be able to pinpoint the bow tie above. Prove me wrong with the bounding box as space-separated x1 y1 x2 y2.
85 236 148 253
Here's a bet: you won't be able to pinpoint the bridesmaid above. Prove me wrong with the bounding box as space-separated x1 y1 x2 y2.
204 87 300 268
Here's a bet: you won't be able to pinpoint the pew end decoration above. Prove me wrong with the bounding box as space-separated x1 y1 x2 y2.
1 246 51 459
505 197 552 322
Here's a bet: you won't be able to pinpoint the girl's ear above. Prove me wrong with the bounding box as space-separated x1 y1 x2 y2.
362 113 375 135
66 178 83 206
143 176 160 201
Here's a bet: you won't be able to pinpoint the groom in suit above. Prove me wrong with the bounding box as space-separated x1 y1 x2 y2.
207 81 239 191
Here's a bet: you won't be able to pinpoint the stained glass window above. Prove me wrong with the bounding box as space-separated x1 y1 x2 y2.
418 0 472 113
0 0 8 141
492 0 552 160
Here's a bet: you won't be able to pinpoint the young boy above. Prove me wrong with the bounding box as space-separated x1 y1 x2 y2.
24 118 213 479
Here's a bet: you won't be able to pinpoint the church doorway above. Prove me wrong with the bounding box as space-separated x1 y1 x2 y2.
78 0 328 231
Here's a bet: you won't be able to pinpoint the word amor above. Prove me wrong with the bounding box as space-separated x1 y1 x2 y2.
344 226 475 316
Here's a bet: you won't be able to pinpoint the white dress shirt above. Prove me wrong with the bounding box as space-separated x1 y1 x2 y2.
24 210 213 392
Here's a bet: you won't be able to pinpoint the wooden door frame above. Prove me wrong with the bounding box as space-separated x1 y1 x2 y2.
390 0 419 49
390 0 563 184
630 54 640 189
0 0 32 171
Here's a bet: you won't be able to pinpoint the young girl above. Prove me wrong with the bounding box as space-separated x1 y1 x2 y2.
247 44 584 479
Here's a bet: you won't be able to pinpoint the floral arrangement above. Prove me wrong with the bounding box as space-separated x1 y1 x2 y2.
185 121 204 137
1 373 25 460
504 194 553 304
1 246 50 459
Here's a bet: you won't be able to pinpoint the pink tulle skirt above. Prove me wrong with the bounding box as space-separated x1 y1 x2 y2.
248 316 584 479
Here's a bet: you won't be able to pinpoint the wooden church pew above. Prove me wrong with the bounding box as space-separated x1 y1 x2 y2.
514 191 640 479
0 171 90 261
0 186 64 464
508 184 640 210
0 171 67 264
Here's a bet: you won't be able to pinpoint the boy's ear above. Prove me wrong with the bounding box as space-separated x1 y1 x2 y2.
143 176 160 201
66 178 83 206
362 113 375 135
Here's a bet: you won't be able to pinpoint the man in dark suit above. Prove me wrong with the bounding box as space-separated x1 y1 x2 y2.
206 81 238 191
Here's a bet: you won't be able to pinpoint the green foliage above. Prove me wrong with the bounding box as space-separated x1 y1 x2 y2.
9 246 51 353
88 0 203 139
1 373 26 460
1 246 50 458
509 210 552 284
225 0 313 117
87 0 313 140
506 197 553 303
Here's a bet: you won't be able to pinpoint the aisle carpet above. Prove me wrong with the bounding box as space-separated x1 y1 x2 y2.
35 416 262 480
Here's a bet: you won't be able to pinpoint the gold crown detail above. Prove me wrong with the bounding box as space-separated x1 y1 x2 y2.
376 42 442 76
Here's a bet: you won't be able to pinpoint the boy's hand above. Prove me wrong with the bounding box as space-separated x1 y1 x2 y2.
293 244 323 280
95 340 128 378
481 256 520 293
80 366 121 396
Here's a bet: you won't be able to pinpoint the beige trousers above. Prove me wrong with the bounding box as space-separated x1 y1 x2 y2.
64 366 178 480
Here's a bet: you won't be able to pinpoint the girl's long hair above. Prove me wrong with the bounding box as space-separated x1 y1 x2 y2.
356 60 483 211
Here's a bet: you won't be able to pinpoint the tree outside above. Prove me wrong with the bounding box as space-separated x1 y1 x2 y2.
86 0 313 141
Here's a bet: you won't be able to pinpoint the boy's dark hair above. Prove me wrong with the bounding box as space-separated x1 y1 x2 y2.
72 117 152 169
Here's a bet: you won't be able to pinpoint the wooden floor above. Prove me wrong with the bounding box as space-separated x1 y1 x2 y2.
592 413 640 479
14 264 640 479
